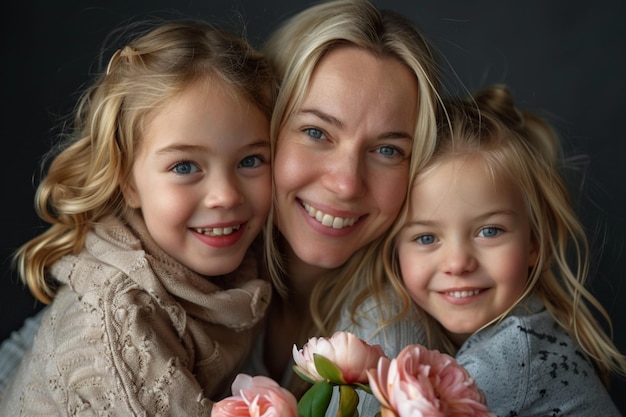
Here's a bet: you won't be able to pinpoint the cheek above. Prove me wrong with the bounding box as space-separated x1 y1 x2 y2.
250 177 272 216
495 246 533 290
273 141 309 197
144 186 194 219
371 168 409 218
397 245 428 291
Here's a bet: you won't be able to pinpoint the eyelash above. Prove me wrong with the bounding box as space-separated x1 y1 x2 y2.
378 145 404 159
303 127 325 141
171 160 199 175
478 226 502 238
170 154 268 175
302 128 406 159
413 225 503 244
238 154 266 168
414 234 436 245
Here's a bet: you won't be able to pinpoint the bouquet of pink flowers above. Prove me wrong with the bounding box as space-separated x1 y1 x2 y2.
213 331 493 417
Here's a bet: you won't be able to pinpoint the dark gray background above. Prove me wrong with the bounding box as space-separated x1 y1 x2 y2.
2 0 624 412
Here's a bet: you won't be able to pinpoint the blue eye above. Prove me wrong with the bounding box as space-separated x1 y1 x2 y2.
416 234 435 245
303 128 325 140
239 155 263 168
172 161 199 175
378 146 402 158
478 226 500 238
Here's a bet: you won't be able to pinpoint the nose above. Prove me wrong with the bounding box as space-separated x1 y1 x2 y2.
204 171 245 209
442 240 478 276
321 147 366 199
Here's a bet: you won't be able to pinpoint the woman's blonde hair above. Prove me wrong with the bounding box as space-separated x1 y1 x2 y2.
262 0 442 337
15 21 274 303
385 84 626 383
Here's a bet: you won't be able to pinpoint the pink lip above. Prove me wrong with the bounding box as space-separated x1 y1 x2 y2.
190 222 247 248
438 288 485 306
296 200 363 237
194 220 244 229
298 198 362 219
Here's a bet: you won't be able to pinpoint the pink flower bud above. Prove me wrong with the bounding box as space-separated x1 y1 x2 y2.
293 331 386 384
212 374 298 417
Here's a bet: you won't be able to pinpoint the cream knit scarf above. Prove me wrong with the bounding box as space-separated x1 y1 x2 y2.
54 212 271 338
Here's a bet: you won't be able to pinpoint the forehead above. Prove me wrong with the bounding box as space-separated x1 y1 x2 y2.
298 45 419 128
308 45 416 94
410 156 524 214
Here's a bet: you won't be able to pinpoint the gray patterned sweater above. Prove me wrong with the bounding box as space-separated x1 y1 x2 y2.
456 296 621 417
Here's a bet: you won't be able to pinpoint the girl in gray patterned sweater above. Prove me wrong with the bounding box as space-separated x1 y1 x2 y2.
386 84 626 416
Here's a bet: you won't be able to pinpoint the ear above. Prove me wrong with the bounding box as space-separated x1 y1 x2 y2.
121 178 141 209
528 236 540 268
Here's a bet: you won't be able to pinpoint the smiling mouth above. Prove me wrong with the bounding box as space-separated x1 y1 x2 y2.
301 201 358 229
194 224 241 236
446 289 481 298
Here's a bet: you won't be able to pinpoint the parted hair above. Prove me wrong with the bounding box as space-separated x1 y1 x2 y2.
15 21 274 303
385 84 626 384
262 0 442 340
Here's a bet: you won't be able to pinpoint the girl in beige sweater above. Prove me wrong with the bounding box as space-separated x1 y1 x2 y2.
0 21 273 416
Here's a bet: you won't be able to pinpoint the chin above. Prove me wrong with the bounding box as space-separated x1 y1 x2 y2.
194 254 246 277
298 250 351 270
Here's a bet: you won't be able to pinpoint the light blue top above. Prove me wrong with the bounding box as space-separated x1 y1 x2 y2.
326 296 427 417
456 296 621 417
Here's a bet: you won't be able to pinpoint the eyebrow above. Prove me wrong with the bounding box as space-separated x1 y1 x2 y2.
155 144 204 155
404 210 520 228
403 219 438 228
299 108 343 128
248 140 271 149
298 108 413 140
154 140 270 156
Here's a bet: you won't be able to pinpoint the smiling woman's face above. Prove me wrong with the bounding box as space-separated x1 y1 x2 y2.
273 46 419 269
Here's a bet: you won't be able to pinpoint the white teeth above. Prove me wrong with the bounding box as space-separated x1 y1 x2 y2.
447 289 481 298
195 224 241 236
302 202 358 229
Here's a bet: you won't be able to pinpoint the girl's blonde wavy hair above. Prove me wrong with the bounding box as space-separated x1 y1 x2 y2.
15 21 274 304
262 0 442 340
385 84 626 384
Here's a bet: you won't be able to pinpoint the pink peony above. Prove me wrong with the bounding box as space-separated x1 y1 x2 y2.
212 374 298 417
293 331 386 384
367 344 494 417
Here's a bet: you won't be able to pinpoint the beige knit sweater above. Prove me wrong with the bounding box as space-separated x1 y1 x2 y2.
0 213 271 416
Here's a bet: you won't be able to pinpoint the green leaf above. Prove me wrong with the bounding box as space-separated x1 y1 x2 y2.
337 385 359 417
352 382 371 394
314 353 346 384
298 380 333 417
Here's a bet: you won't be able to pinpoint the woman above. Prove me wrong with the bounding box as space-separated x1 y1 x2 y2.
248 0 442 413
0 1 441 413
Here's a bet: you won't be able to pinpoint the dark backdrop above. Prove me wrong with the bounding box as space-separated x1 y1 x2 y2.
2 0 624 412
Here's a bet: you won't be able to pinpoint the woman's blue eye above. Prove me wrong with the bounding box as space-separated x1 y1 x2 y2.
378 146 401 158
416 234 435 245
478 227 500 238
239 155 263 168
303 128 324 140
172 161 199 175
